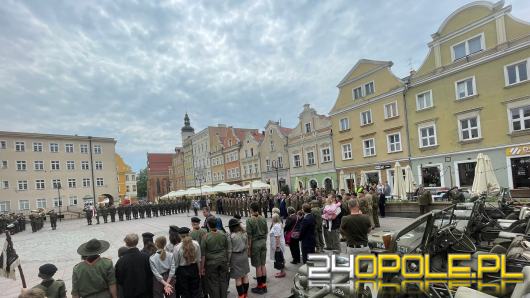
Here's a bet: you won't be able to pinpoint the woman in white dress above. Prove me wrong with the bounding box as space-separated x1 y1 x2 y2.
269 213 286 278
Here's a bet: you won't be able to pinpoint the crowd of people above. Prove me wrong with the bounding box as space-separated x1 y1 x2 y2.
16 182 399 298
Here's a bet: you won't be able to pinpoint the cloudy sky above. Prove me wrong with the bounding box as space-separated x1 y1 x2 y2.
1 0 529 170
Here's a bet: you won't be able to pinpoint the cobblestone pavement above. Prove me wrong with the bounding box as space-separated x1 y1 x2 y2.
0 214 413 298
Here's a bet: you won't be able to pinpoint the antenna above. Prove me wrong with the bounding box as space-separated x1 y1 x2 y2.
408 58 413 72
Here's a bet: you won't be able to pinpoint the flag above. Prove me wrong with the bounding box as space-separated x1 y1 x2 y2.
0 236 20 280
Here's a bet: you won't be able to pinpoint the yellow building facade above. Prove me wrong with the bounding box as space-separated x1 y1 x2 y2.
330 60 408 192
406 1 530 194
115 153 132 202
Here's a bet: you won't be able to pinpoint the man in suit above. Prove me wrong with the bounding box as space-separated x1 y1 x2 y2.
299 203 316 264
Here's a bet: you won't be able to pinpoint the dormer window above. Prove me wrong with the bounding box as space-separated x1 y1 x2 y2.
353 87 362 100
452 33 484 61
305 123 312 133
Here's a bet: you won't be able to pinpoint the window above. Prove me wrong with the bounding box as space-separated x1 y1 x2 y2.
459 116 481 141
19 200 29 211
82 178 91 188
36 199 47 209
68 178 76 188
0 201 10 212
0 141 6 149
266 159 270 171
364 81 374 96
65 143 74 153
342 143 352 160
52 179 61 189
69 196 78 206
457 162 476 187
452 34 484 60
94 145 102 154
387 133 402 153
126 185 130 192
270 141 275 151
33 142 43 152
80 144 88 154
305 123 312 133
339 118 350 131
15 141 25 152
307 152 315 165
293 154 301 167
1 160 7 169
51 161 60 170
421 165 442 187
455 77 476 99
95 161 103 170
16 161 27 171
278 156 284 168
321 147 331 163
510 105 530 132
418 123 437 148
81 161 89 170
96 178 104 187
17 180 28 191
133 185 137 191
35 179 45 190
49 143 59 153
360 110 372 126
384 102 398 119
34 160 44 171
53 198 63 207
67 161 75 170
363 138 376 157
416 90 433 110
505 60 528 86
250 148 254 156
353 87 363 100
2 181 8 189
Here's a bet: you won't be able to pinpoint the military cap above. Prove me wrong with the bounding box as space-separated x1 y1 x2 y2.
142 232 155 242
191 217 201 223
38 264 57 279
178 227 191 235
169 225 179 235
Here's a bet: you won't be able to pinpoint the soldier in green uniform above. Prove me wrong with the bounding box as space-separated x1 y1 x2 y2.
72 238 117 298
48 210 58 230
125 205 132 220
200 217 231 298
310 200 324 253
243 195 249 218
370 189 380 228
32 263 66 298
101 205 109 223
109 205 116 222
190 216 208 298
94 206 101 224
117 205 124 221
418 186 432 215
132 204 139 219
235 197 241 217
30 211 38 232
85 205 93 225
246 202 268 294
261 196 268 218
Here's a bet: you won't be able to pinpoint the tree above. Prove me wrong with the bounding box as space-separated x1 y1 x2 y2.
137 168 148 199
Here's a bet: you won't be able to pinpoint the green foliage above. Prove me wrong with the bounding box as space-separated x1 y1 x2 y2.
137 168 148 199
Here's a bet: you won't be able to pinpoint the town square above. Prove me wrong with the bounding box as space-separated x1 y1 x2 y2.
1 0 530 297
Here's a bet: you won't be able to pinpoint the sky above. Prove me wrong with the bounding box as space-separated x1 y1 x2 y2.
1 0 529 171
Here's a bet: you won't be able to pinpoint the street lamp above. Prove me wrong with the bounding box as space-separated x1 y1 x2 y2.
271 160 280 194
56 182 62 222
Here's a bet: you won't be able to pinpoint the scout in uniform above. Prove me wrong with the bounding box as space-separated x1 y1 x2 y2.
200 217 231 298
310 200 324 253
32 263 66 298
246 202 268 294
85 205 93 225
190 217 208 297
94 206 101 224
109 205 116 222
370 189 380 228
101 206 108 223
48 210 58 230
72 239 116 298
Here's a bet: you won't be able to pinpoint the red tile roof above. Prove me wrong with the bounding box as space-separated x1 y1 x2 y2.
279 127 293 136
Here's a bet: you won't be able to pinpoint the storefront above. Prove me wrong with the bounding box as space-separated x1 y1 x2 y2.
290 172 337 192
506 144 530 190
338 160 410 192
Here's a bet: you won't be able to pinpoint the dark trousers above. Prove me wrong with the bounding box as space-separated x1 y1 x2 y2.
50 220 57 230
302 246 315 264
289 239 301 263
419 205 428 215
194 208 198 216
177 264 201 298
379 194 386 217
153 272 176 298
205 263 228 298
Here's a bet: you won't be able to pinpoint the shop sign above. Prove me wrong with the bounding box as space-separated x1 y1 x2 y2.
506 145 530 156
375 164 392 170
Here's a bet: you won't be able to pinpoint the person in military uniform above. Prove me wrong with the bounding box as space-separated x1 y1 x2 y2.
117 205 124 221
369 189 380 228
125 205 132 220
101 205 109 223
48 210 58 230
418 186 432 215
153 203 159 217
146 203 152 218
200 216 231 298
108 205 115 222
71 238 117 298
243 196 248 218
84 205 93 225
310 200 324 253
185 198 190 214
94 205 101 224
359 191 374 228
189 216 208 298
246 202 268 294
32 263 66 298
261 196 268 219
139 204 145 219
29 210 38 232
235 197 241 218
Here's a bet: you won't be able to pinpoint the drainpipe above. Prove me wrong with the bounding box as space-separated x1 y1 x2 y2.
89 136 96 206
403 77 412 167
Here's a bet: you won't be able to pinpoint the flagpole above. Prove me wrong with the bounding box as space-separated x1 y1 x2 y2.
4 231 26 288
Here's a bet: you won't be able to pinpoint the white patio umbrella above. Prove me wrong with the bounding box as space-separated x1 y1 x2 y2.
404 165 417 194
338 170 345 192
200 185 214 195
185 187 201 196
160 192 171 199
211 183 232 193
228 184 244 193
472 153 500 196
242 180 271 190
173 189 187 198
359 171 367 187
392 162 407 200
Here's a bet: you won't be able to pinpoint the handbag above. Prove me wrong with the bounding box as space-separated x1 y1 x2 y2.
274 250 285 270
284 217 299 244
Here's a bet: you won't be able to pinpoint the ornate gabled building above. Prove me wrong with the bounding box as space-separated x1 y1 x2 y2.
240 130 264 186
259 121 292 194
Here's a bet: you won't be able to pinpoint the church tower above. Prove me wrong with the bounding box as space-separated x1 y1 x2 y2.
181 113 195 143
